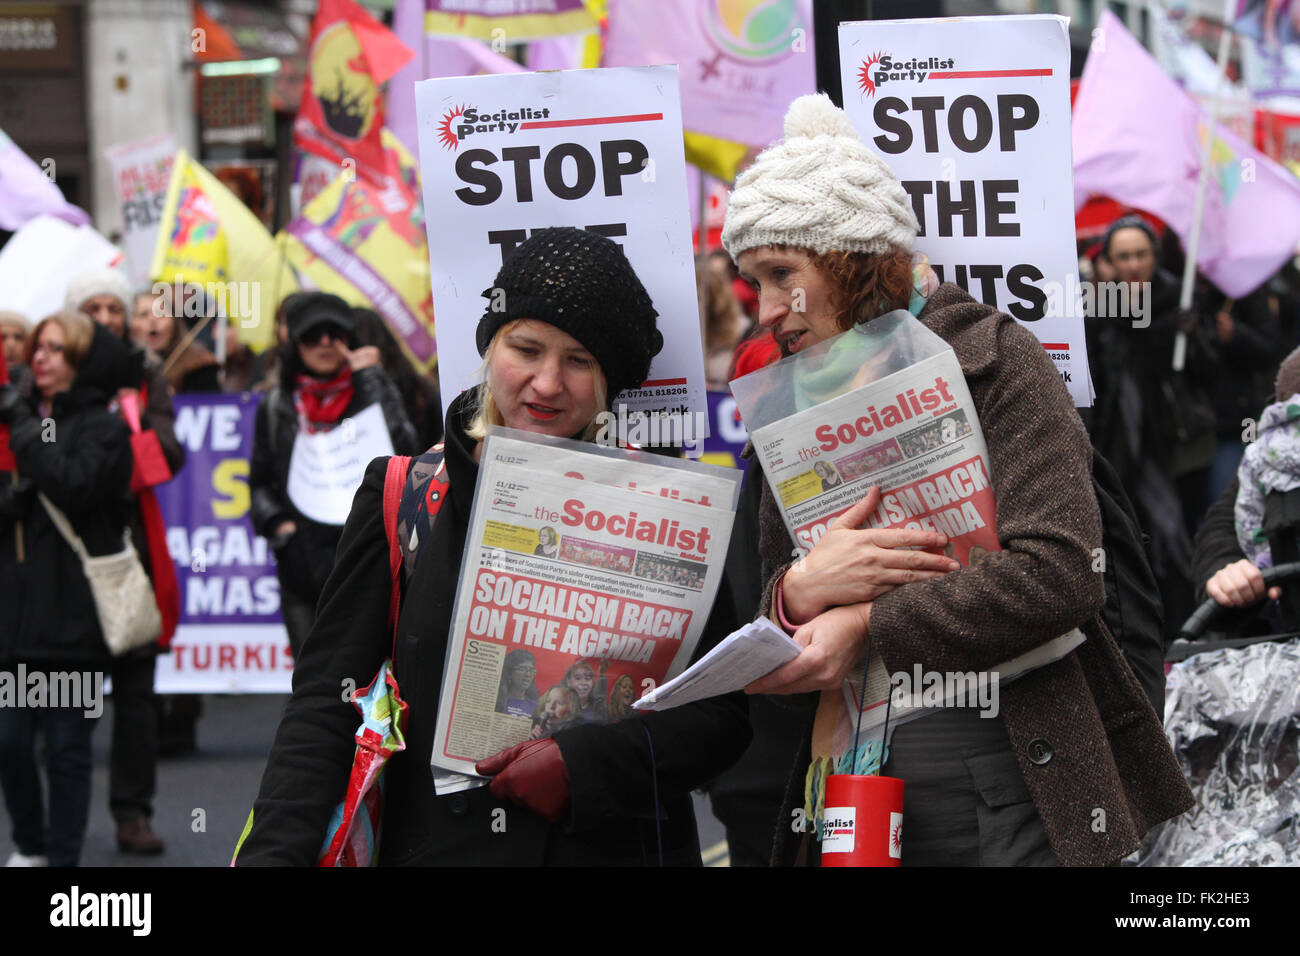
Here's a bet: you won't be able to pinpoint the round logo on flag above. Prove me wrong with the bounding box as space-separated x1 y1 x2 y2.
311 23 378 143
701 0 803 64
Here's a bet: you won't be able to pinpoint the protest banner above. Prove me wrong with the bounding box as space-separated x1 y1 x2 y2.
282 131 438 372
838 15 1091 406
422 0 596 41
414 65 708 432
154 395 290 693
431 428 740 785
106 134 176 287
699 389 750 474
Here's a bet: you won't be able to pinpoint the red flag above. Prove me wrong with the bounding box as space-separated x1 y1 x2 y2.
295 0 415 185
0 357 14 471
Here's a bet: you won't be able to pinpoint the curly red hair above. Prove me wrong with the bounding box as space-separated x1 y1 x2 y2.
806 248 915 332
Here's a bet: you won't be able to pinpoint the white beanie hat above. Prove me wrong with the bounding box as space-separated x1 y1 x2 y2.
721 93 918 261
64 266 133 314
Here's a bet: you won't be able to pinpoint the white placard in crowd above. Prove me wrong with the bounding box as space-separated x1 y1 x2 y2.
414 65 707 428
286 402 395 525
0 215 122 320
838 15 1092 406
105 133 176 288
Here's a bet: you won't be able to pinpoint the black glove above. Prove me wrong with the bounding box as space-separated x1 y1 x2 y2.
0 475 35 519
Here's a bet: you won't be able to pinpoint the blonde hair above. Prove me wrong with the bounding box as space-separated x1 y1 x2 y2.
465 319 608 442
29 310 95 370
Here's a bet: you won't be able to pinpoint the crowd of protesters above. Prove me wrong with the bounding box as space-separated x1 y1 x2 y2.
0 271 426 866
2 135 1300 867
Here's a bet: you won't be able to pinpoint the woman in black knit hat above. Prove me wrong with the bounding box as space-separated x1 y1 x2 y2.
235 228 750 866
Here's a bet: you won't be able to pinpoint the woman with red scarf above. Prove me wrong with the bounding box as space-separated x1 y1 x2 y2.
250 293 418 658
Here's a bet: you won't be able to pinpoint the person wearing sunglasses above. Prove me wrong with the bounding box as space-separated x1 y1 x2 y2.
249 293 419 659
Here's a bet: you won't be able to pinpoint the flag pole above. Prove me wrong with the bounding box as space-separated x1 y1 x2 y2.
1174 0 1235 372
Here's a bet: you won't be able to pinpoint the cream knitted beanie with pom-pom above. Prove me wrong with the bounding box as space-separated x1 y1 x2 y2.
721 93 918 261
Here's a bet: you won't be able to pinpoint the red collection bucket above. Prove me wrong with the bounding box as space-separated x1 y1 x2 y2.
820 774 904 867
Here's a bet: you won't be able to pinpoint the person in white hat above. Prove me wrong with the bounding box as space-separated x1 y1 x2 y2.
725 94 1191 867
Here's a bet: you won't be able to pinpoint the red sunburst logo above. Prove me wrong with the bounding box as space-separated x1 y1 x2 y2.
439 105 467 150
858 53 883 96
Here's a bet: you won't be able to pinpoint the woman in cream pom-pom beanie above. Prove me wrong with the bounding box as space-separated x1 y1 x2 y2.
728 94 1193 868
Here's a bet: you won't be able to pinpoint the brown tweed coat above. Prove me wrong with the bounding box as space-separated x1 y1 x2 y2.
760 283 1194 866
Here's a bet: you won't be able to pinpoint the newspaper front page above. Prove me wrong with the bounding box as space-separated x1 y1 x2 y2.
430 428 741 782
732 311 998 565
732 312 1080 731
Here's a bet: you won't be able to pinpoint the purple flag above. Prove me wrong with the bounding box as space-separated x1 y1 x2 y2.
1074 11 1300 297
0 129 90 231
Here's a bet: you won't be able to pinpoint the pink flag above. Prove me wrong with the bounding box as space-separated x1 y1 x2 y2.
603 0 815 149
1074 11 1300 297
527 35 582 72
0 129 90 231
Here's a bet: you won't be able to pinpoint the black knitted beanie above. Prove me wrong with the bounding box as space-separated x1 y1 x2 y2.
475 227 663 399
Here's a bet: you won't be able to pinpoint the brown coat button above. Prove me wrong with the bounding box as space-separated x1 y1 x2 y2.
1028 739 1053 765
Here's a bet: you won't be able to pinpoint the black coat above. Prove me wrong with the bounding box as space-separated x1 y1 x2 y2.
0 324 134 666
236 393 751 866
248 365 418 602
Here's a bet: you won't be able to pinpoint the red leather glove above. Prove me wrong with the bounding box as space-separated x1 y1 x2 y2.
475 738 571 824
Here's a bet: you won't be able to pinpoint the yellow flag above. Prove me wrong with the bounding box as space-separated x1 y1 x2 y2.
683 130 750 185
151 149 297 352
424 0 595 40
280 131 437 373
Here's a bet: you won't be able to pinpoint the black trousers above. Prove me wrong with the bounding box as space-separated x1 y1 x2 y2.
278 581 319 662
108 651 159 823
0 703 98 865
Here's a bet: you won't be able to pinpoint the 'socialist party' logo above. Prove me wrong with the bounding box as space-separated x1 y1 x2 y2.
856 52 1053 97
857 52 957 96
438 104 554 151
700 0 804 63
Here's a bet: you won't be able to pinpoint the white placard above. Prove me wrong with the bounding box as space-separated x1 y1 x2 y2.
286 402 395 526
838 15 1092 406
414 65 707 427
0 215 122 320
106 133 175 288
